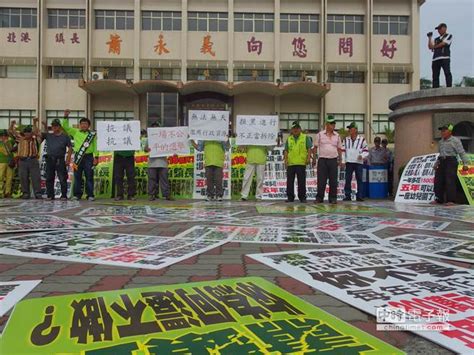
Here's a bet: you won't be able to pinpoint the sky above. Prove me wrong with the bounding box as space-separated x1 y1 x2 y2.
420 0 474 83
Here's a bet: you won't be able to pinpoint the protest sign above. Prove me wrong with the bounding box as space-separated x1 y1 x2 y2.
1 200 80 214
248 247 474 354
0 277 403 354
147 127 190 157
188 110 229 142
193 146 231 199
0 280 41 317
97 120 141 151
0 215 91 234
449 230 474 239
458 153 474 205
93 152 114 198
0 230 229 270
235 115 279 146
395 153 439 203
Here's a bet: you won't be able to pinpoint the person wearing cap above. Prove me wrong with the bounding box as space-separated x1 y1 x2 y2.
61 109 98 201
8 118 42 199
313 116 343 204
40 119 72 200
0 129 15 198
432 123 469 205
284 121 312 203
368 137 387 166
428 23 453 88
341 122 368 201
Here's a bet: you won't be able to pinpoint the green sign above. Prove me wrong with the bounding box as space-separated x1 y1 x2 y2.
458 154 474 205
1 277 403 354
312 204 393 214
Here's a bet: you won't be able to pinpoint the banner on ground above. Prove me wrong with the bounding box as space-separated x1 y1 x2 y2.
97 121 141 151
248 247 474 354
0 280 41 317
0 215 91 234
458 153 474 205
188 110 229 142
0 277 403 354
235 115 279 146
147 127 190 157
395 153 439 203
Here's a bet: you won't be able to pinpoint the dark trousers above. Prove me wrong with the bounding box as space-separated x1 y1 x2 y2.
316 158 338 202
18 158 41 198
73 154 94 199
344 162 363 199
148 167 170 198
432 59 452 88
434 157 458 203
205 166 224 198
114 155 136 198
286 165 306 201
46 155 68 198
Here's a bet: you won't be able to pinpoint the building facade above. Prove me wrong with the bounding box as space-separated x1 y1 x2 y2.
0 0 423 141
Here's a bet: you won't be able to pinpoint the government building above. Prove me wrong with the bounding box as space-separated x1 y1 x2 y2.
0 0 424 141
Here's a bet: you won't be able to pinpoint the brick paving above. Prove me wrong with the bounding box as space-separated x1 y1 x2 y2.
0 198 472 354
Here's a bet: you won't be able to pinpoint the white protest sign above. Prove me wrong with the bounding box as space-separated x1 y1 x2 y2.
147 127 190 157
0 280 41 317
236 115 279 146
97 120 141 151
188 110 229 142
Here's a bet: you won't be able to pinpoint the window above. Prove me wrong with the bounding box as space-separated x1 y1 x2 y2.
280 70 317 82
280 14 319 33
48 9 85 29
187 68 228 81
93 67 133 80
373 72 409 84
234 13 274 32
327 71 365 83
233 69 274 82
0 65 36 79
372 114 394 134
188 12 227 32
280 113 319 132
141 68 181 81
0 8 37 28
0 110 36 129
95 10 134 30
47 66 83 79
47 110 84 127
327 14 364 34
147 93 179 127
142 11 181 31
93 111 134 128
373 16 409 35
328 113 365 133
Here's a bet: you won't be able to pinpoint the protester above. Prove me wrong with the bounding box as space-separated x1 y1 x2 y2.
192 139 230 201
368 137 387 166
284 121 312 203
341 122 368 202
240 145 270 201
113 150 136 201
432 123 469 205
61 110 98 201
0 129 14 198
8 119 42 199
428 23 453 88
313 116 343 204
41 119 72 200
382 138 394 197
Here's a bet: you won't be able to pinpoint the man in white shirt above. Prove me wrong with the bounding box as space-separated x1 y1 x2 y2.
341 122 368 201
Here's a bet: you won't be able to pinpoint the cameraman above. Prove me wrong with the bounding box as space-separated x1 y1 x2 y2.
427 23 453 88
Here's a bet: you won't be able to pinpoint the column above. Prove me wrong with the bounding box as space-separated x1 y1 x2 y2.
37 0 44 123
181 0 188 82
321 0 327 126
366 0 373 142
274 0 280 84
411 0 420 91
227 0 234 82
133 0 141 123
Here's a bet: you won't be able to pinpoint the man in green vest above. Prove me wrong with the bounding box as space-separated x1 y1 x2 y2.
61 109 98 201
192 139 230 201
284 121 312 203
240 145 270 201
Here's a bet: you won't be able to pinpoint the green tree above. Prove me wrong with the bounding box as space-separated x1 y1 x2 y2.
384 127 395 143
420 77 432 89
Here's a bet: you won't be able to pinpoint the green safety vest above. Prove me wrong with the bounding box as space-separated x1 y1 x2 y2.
204 141 225 167
287 133 308 166
246 146 267 165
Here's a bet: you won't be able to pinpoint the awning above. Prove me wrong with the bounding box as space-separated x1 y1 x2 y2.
373 63 413 73
326 62 368 72
0 57 37 65
43 57 86 66
90 58 134 67
139 59 181 68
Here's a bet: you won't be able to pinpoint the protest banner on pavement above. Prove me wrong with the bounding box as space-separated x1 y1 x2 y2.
147 127 190 157
0 215 91 234
188 110 229 142
0 280 41 317
248 247 474 354
395 153 439 203
97 121 141 151
235 115 279 146
0 277 403 354
458 153 474 205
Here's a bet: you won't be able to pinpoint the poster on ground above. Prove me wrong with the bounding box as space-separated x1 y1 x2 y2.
97 120 141 151
0 215 91 234
248 247 474 354
0 277 403 354
147 127 190 157
0 200 80 214
188 110 229 142
395 153 439 203
458 153 474 206
0 280 41 317
235 115 279 146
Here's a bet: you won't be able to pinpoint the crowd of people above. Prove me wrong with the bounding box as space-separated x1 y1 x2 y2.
0 111 396 203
